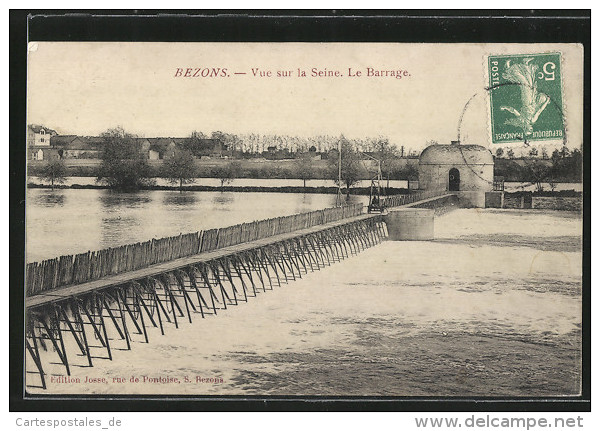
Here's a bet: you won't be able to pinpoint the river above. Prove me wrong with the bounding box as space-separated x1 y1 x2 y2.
26 188 369 263
28 209 582 396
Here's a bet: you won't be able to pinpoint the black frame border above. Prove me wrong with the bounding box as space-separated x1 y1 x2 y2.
9 9 591 412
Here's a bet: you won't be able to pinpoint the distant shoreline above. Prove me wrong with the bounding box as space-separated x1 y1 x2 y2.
26 182 412 196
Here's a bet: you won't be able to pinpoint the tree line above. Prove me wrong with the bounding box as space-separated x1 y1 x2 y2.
494 146 582 191
35 128 418 194
35 127 582 194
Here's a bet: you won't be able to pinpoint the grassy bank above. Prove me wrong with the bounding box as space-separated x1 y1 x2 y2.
27 158 416 180
26 182 411 196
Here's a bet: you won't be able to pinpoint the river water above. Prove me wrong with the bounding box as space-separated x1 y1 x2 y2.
27 209 582 396
26 188 369 262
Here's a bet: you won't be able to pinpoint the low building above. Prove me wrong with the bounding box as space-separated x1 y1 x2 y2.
27 125 59 160
28 147 61 161
27 125 57 147
50 135 104 159
418 141 494 207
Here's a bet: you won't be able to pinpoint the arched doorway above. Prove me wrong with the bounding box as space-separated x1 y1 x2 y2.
449 168 460 191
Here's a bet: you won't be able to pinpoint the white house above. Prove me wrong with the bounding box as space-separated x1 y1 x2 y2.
27 125 57 147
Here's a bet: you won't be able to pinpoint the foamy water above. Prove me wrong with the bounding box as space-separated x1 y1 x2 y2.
27 209 582 397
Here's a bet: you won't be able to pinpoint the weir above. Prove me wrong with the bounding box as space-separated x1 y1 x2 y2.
24 191 451 390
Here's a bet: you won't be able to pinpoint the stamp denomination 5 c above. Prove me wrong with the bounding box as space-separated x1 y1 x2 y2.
487 52 563 144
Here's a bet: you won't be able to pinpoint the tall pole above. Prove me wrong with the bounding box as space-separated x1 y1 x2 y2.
336 138 342 206
377 159 382 196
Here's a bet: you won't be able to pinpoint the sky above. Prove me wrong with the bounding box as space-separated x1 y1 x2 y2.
27 42 584 153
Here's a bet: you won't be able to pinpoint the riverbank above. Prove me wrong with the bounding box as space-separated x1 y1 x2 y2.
26 182 411 196
27 157 391 180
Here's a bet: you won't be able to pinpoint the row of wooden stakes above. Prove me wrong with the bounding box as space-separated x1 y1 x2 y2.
25 216 388 390
380 190 444 208
26 203 364 296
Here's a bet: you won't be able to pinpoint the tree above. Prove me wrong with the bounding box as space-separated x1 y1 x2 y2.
528 147 539 157
550 147 582 182
495 148 504 158
507 148 515 159
401 162 419 181
371 138 400 183
212 161 242 190
182 131 219 157
39 159 67 190
161 149 197 191
526 160 551 192
294 152 315 188
96 127 153 191
328 137 362 198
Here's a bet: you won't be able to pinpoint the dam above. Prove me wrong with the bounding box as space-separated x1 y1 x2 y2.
24 143 581 396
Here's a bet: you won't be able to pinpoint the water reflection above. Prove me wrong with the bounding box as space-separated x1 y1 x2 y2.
301 194 313 205
162 192 198 207
33 191 66 207
26 188 370 262
99 191 152 210
212 193 235 206
101 216 139 245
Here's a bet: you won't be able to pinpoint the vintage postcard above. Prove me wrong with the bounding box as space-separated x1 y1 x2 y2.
24 41 584 399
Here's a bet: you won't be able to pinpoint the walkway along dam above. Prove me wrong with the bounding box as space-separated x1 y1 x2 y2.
24 190 451 390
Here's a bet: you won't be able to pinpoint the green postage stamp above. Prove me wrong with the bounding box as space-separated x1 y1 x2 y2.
487 52 564 144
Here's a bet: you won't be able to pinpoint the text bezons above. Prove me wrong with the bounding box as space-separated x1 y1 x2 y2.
174 67 410 79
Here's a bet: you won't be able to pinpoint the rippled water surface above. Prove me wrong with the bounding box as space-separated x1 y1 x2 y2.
28 209 582 397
